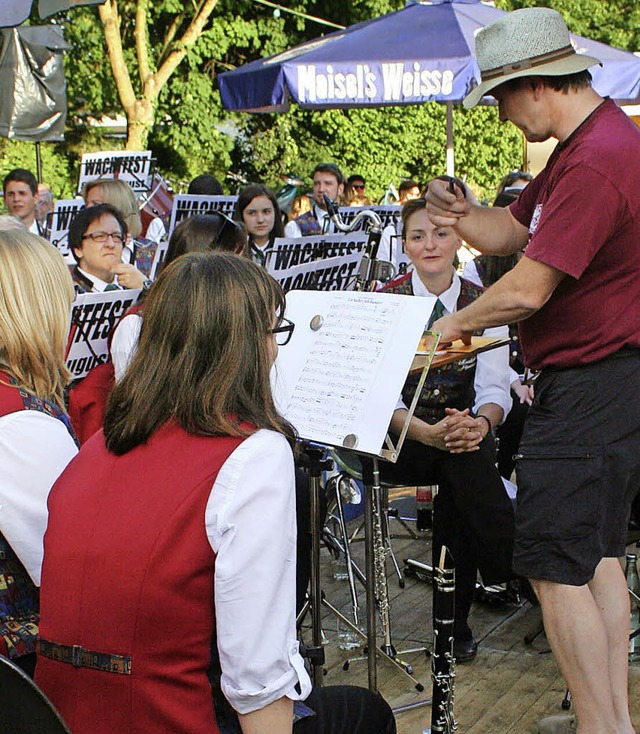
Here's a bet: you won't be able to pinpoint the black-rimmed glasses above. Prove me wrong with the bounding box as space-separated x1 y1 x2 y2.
82 231 125 245
270 317 295 346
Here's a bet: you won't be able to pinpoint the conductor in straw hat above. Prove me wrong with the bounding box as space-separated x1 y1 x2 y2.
426 7 640 734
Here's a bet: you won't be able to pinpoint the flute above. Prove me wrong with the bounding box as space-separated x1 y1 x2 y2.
430 545 457 733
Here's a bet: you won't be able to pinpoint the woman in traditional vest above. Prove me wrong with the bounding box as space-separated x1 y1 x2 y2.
0 231 79 677
37 253 396 734
379 197 515 663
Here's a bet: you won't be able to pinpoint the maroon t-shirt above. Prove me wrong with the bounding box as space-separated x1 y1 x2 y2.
510 99 640 369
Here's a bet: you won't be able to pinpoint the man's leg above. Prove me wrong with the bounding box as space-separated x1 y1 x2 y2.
588 557 635 734
532 559 635 734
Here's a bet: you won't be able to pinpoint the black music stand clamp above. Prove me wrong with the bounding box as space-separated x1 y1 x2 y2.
296 443 333 686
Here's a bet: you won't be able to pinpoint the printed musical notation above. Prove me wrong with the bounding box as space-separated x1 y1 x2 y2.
283 294 406 450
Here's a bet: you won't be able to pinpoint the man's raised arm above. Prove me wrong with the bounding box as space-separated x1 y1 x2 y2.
425 177 529 255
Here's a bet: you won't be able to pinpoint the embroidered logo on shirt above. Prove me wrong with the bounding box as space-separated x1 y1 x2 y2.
529 204 542 237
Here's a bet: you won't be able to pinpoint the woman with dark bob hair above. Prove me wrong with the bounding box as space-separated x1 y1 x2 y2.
37 253 395 734
68 203 148 293
234 184 285 267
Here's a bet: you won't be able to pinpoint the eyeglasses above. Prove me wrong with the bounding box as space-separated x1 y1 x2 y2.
82 231 125 245
270 317 295 346
352 183 365 190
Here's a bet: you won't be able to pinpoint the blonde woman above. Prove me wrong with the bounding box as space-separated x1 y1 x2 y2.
0 231 79 676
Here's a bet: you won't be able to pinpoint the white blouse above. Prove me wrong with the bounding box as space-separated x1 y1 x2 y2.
206 428 312 714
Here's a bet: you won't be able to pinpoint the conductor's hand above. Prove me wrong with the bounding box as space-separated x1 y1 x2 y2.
112 262 146 290
433 313 472 346
425 177 470 228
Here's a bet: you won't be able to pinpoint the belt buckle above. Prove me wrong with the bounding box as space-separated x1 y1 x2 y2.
522 368 540 386
72 644 82 667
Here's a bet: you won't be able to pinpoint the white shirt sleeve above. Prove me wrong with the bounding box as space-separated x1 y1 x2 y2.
284 219 302 239
461 259 483 288
0 411 78 585
474 324 513 422
206 429 312 715
110 313 142 382
145 217 166 244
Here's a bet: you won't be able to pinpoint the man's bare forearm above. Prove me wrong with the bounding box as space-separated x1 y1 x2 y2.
454 205 528 255
425 178 529 255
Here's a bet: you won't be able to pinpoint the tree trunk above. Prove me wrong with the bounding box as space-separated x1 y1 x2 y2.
125 98 154 150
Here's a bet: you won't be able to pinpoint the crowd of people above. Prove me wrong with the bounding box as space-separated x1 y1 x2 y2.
1 6 640 734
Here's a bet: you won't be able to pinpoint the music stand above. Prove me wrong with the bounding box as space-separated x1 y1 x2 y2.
273 288 440 693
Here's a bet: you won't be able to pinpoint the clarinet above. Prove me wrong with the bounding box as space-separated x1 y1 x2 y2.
430 546 457 733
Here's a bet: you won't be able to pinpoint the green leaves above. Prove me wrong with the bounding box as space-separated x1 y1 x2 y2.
3 0 637 198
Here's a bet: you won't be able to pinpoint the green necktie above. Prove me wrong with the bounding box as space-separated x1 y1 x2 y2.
104 283 120 291
427 298 445 329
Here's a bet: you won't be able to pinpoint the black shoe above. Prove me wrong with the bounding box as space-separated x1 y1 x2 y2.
452 636 478 663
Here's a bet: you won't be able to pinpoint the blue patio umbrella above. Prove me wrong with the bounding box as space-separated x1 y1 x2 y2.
219 0 640 173
0 0 105 27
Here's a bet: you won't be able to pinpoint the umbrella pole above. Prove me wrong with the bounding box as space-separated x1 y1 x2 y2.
446 102 454 177
35 142 43 183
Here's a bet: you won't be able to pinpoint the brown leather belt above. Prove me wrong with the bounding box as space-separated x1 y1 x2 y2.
38 638 132 675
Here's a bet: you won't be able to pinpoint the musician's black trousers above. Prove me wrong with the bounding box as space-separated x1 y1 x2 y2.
295 685 396 734
379 435 515 638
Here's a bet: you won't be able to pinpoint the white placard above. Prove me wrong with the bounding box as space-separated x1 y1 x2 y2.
66 289 140 380
337 204 401 232
77 150 153 194
268 232 367 271
48 198 84 255
272 289 434 456
168 194 237 234
266 232 367 292
270 252 362 292
149 239 169 279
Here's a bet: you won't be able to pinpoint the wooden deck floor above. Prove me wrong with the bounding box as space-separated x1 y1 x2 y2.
302 497 640 733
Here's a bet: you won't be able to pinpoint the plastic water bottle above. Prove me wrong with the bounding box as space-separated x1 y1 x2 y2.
625 553 640 662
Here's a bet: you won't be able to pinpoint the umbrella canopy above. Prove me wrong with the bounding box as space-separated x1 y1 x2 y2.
0 0 104 28
219 0 640 113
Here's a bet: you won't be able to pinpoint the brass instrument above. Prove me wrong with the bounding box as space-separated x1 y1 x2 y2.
322 194 394 289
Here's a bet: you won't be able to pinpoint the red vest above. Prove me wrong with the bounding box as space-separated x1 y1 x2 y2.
36 421 247 734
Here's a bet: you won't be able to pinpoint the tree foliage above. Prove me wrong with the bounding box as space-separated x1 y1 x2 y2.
2 0 639 200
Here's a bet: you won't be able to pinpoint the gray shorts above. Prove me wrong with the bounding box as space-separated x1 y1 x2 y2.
513 348 640 586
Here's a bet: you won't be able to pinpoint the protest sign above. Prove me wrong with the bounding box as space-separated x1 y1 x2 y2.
149 240 169 279
78 150 153 194
266 232 367 292
270 252 363 292
168 195 238 234
66 289 140 380
337 204 401 232
48 198 84 256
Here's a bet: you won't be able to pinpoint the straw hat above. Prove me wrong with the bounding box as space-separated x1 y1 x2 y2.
463 7 600 109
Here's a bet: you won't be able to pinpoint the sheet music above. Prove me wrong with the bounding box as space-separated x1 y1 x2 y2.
273 290 434 456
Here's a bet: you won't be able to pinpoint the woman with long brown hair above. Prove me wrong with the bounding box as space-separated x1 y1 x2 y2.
0 231 78 676
37 252 396 734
